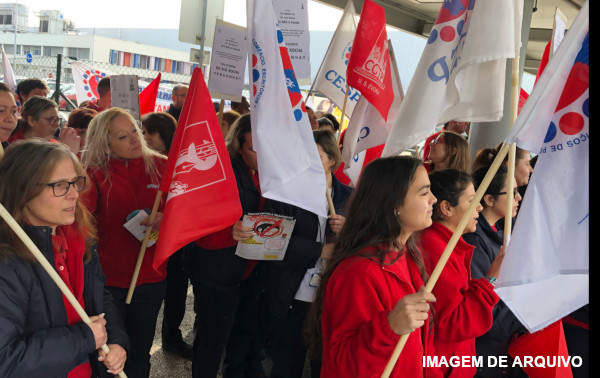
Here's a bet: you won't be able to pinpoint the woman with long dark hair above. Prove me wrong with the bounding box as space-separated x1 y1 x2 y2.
419 169 501 378
0 139 129 377
309 156 437 377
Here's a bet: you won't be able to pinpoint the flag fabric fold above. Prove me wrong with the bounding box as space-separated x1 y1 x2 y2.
497 0 589 333
310 0 360 117
382 0 523 157
71 62 113 104
342 46 403 167
153 67 243 270
1 47 17 93
346 0 394 121
247 0 327 218
139 73 161 116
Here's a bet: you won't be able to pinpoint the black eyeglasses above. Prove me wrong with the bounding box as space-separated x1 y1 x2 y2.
40 176 86 197
497 188 519 197
40 116 61 125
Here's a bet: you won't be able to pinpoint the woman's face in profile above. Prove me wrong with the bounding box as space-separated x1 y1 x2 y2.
109 114 143 160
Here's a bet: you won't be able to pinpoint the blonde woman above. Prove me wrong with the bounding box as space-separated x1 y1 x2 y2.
81 107 166 378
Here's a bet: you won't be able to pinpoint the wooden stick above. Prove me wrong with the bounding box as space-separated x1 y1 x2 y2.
336 86 350 144
381 143 510 378
0 142 4 159
217 99 225 128
326 187 336 216
125 190 162 304
503 143 516 245
503 56 520 245
0 204 128 378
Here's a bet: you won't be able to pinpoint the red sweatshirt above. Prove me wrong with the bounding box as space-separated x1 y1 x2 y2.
83 156 167 288
321 246 436 378
419 222 499 378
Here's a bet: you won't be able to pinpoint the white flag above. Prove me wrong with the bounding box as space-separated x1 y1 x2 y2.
70 61 114 104
310 0 360 117
71 61 173 112
496 1 589 333
247 0 327 218
382 0 523 157
342 47 403 168
1 47 16 94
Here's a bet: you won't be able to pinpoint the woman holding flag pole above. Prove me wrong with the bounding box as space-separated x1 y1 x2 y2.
81 108 167 378
309 156 437 377
0 139 129 377
418 169 502 378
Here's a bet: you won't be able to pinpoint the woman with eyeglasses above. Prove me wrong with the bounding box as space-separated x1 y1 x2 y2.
81 107 167 378
418 169 500 378
425 131 470 173
462 166 526 378
0 139 129 377
7 96 81 154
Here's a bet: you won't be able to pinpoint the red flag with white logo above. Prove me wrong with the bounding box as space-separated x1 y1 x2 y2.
346 0 394 121
152 67 242 269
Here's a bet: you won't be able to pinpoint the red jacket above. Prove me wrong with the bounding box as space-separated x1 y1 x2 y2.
321 246 435 378
83 156 167 288
419 222 499 378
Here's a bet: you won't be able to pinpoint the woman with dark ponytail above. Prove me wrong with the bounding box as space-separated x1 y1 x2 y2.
419 169 501 378
308 156 437 377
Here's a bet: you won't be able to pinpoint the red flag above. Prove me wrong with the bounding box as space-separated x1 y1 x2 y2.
152 68 243 270
535 40 551 85
346 0 394 121
139 72 161 115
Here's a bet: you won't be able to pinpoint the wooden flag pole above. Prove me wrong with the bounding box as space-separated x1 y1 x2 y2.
326 187 336 216
336 86 350 144
217 99 225 128
0 142 4 159
503 56 521 244
381 143 510 378
0 204 128 378
125 190 162 304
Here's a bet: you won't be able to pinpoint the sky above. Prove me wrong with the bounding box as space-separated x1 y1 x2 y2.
13 0 344 30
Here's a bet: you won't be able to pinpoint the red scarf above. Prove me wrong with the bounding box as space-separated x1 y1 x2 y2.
52 224 92 378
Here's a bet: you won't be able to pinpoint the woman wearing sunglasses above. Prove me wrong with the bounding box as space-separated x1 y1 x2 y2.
425 131 470 173
0 139 129 377
7 96 81 154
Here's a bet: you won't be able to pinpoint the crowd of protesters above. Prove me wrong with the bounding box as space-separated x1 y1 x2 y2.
0 77 588 378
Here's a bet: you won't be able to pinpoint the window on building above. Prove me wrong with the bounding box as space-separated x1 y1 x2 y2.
67 47 90 60
43 46 63 57
109 50 118 64
0 13 13 25
2 44 18 55
22 45 42 56
39 19 49 33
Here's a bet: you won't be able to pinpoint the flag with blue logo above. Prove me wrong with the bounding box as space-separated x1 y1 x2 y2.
496 1 589 333
247 0 328 218
382 0 523 157
310 0 359 118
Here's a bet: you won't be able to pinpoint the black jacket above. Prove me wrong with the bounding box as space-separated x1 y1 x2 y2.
189 154 263 289
264 175 353 317
166 104 181 122
463 216 526 378
0 225 129 378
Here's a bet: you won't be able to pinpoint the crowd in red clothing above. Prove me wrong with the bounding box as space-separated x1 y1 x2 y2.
0 78 588 378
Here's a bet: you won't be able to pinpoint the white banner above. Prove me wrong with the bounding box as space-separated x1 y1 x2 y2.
208 19 248 102
272 0 311 85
